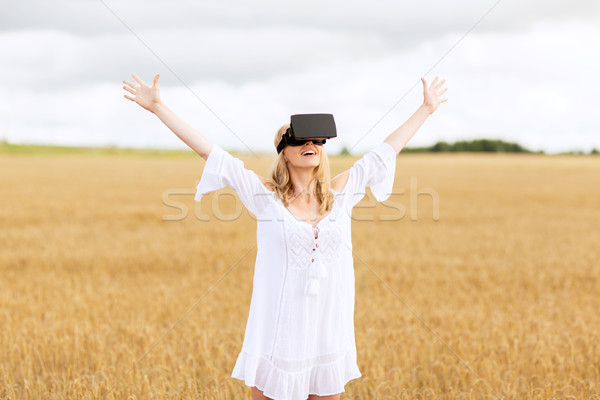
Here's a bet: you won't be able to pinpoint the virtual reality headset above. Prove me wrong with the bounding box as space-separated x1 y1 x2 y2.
276 113 337 154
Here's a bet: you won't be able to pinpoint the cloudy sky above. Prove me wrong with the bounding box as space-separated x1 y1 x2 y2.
1 0 599 154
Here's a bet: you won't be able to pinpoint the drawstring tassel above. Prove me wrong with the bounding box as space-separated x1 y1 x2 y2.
309 261 319 278
316 258 328 279
304 278 320 296
305 259 327 296
309 258 327 278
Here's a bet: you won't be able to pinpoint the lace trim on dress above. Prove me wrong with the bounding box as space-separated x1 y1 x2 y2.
280 198 344 296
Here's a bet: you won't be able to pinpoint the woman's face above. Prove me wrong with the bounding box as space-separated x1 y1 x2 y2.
283 139 322 169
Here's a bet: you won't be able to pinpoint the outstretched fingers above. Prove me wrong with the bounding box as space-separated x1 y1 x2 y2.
132 73 145 86
123 79 138 90
124 94 135 101
422 76 449 107
123 85 135 94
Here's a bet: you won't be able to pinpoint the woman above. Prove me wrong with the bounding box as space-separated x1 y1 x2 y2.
123 74 447 400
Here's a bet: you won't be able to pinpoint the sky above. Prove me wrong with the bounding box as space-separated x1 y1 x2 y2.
1 0 599 154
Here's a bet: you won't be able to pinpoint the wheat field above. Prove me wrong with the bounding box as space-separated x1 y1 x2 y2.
0 149 599 399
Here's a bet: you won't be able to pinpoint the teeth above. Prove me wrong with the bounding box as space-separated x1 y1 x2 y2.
302 150 315 155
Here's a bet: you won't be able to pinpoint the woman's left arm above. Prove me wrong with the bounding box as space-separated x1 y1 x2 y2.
383 76 448 154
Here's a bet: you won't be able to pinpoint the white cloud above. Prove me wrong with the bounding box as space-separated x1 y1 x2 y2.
0 27 391 90
1 15 599 154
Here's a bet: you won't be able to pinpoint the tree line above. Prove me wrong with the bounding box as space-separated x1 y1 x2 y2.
337 139 599 155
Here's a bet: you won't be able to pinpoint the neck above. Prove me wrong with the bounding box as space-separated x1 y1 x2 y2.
288 166 316 201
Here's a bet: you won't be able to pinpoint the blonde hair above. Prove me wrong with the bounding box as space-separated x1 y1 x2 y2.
263 123 334 215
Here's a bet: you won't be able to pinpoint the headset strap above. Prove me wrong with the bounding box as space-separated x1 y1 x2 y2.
276 127 292 154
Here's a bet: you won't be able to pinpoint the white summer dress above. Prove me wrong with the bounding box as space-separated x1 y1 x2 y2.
194 141 398 400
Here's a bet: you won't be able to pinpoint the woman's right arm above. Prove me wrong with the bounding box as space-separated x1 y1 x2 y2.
123 73 213 160
153 101 213 160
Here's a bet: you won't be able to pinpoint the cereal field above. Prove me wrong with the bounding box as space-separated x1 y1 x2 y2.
1 148 599 399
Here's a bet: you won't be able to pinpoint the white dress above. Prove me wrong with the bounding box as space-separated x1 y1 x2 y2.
195 141 398 400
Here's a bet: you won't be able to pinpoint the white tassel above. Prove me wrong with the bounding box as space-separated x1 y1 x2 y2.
309 258 328 279
309 263 319 278
304 278 320 296
316 259 328 279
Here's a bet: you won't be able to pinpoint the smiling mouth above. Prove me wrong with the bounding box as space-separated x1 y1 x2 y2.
301 150 316 156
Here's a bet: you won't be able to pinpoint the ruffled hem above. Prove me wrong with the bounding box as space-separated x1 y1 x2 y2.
231 348 361 400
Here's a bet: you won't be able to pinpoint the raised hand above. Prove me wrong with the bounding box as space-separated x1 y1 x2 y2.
421 76 448 115
123 73 162 113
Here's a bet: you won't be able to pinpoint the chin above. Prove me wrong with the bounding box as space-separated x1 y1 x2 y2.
306 157 320 165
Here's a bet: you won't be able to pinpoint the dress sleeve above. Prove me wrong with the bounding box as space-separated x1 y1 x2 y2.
195 144 272 216
343 141 398 209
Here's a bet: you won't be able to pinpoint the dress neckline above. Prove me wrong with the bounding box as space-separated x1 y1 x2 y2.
278 190 339 230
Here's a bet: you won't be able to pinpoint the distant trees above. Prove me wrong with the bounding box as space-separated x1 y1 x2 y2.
338 145 351 156
403 139 535 153
401 139 599 154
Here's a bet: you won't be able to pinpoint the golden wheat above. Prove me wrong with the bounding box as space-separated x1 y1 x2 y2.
0 151 598 399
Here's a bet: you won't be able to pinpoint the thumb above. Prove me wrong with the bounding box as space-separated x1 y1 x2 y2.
421 77 426 87
153 73 160 87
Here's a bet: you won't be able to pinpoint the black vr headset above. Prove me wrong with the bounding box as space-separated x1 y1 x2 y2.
276 114 337 154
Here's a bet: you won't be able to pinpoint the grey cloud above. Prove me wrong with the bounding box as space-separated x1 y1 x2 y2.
2 0 599 153
2 0 598 91
3 0 599 36
0 26 395 91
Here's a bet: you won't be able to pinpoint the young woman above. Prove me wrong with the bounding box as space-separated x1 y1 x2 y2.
123 74 447 400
